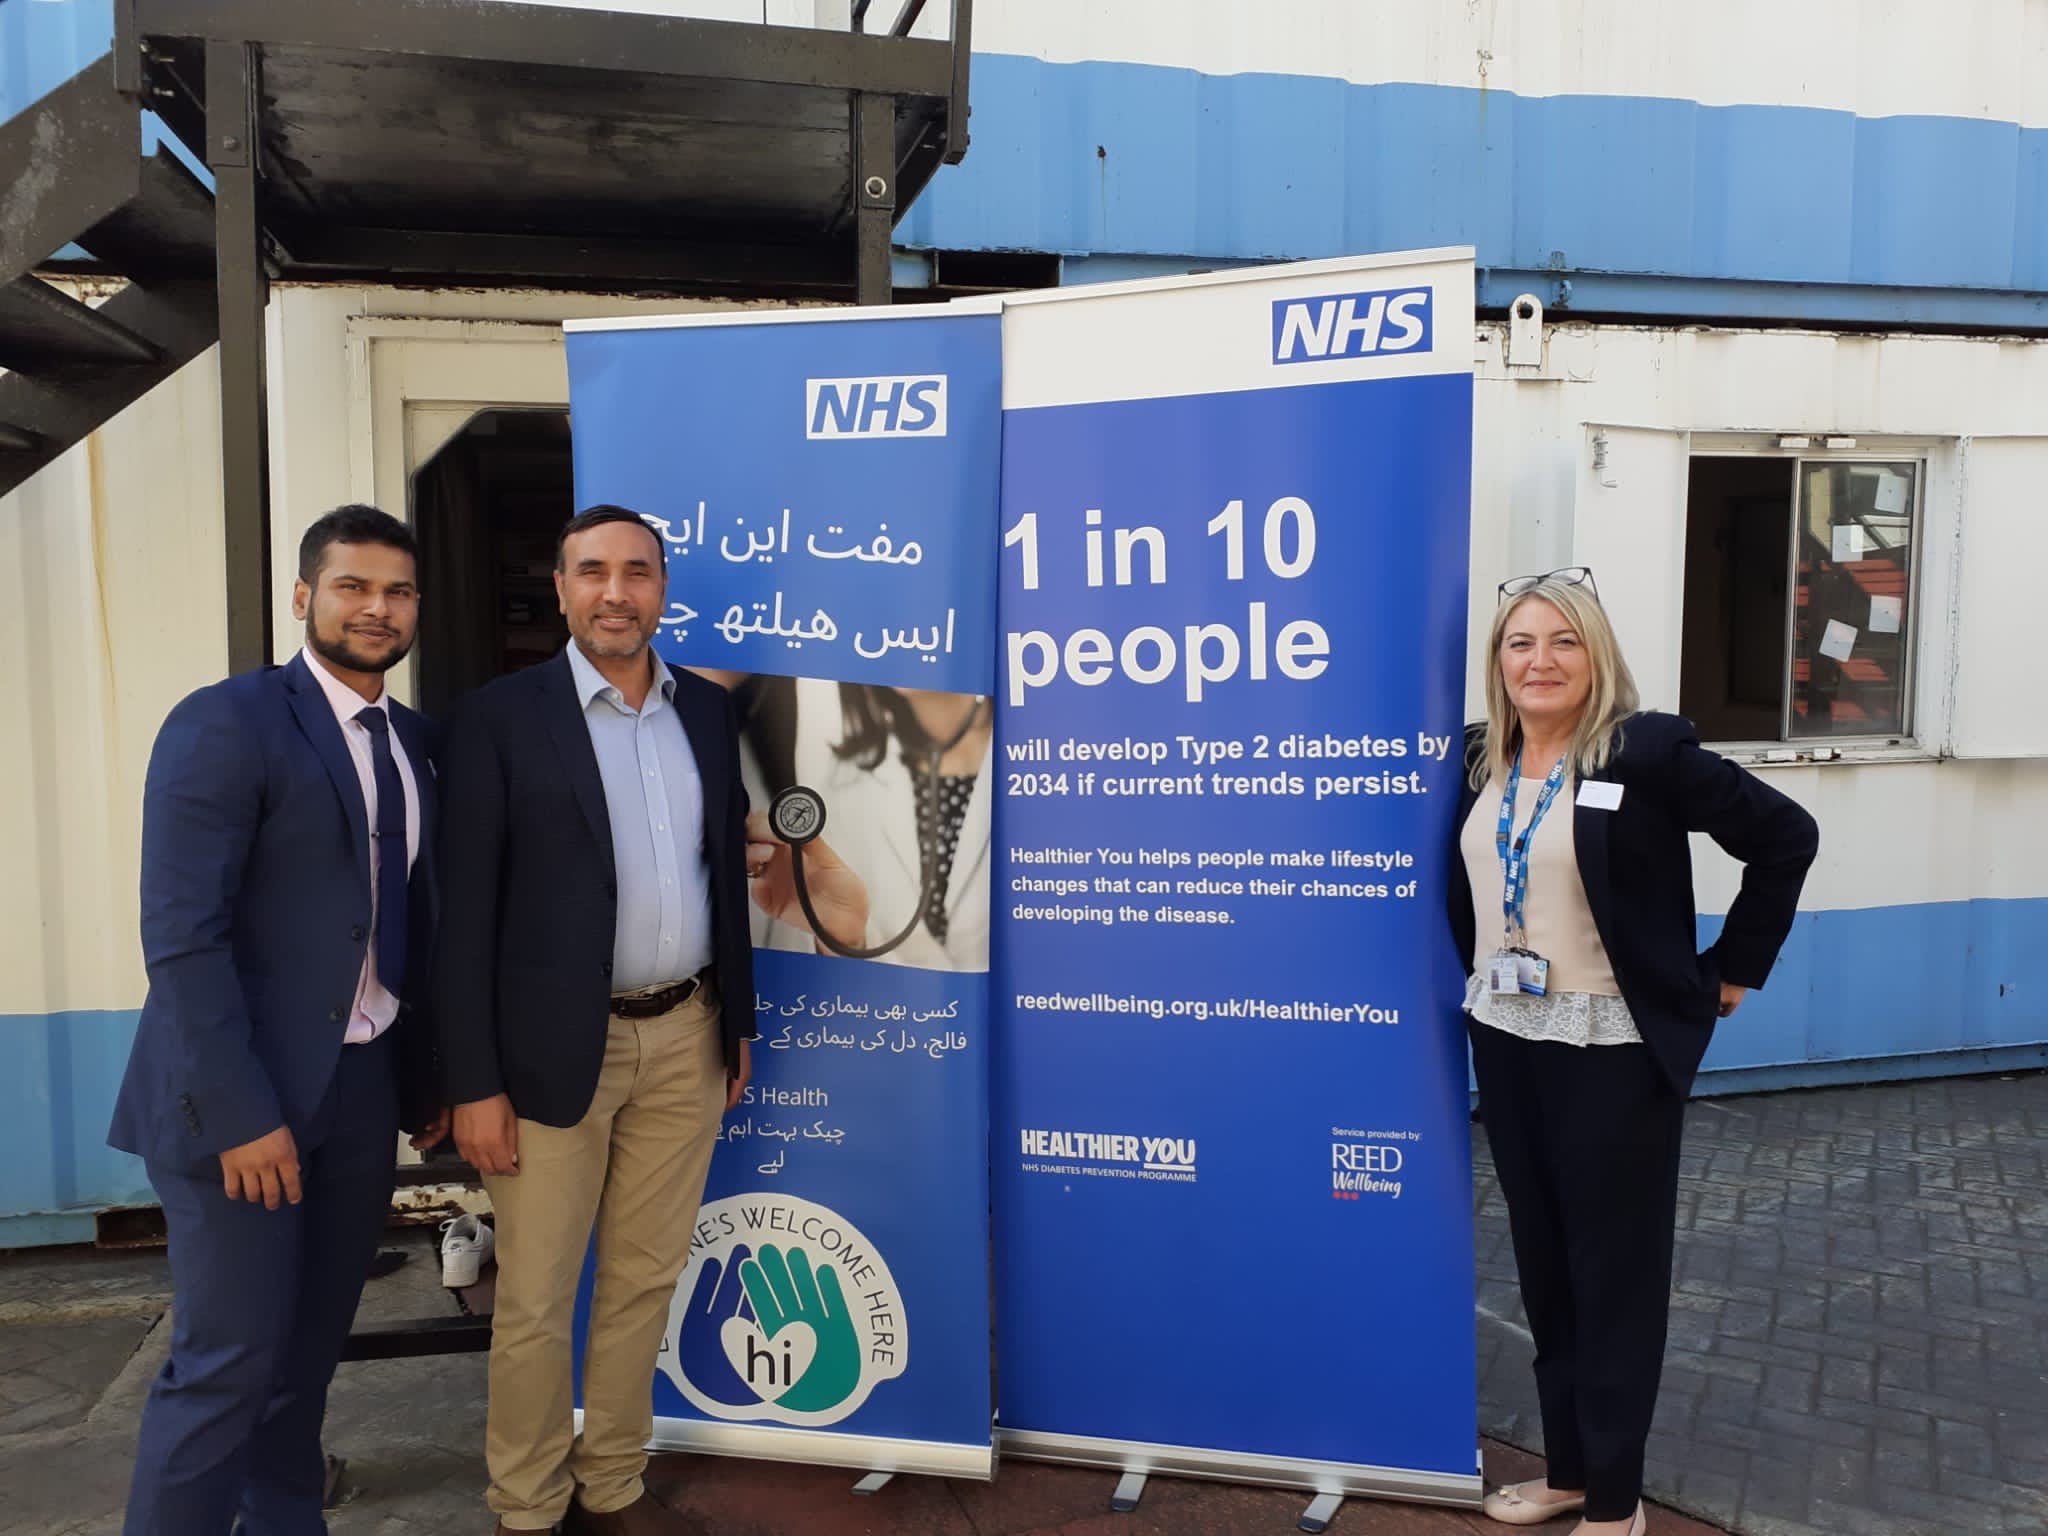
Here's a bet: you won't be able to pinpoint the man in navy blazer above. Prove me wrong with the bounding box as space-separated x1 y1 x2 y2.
109 504 448 1535
435 506 754 1536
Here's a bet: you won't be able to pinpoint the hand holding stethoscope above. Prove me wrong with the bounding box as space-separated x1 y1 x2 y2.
744 806 872 954
743 693 988 960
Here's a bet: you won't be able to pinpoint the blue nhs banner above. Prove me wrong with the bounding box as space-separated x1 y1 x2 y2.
993 252 1481 1507
563 306 1001 1480
1271 285 1433 365
564 310 998 693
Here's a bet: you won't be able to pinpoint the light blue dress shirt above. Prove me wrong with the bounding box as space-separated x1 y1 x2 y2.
566 642 714 991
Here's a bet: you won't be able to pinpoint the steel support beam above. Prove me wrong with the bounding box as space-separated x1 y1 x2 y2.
854 92 896 306
208 40 272 674
133 0 954 99
943 0 972 161
267 221 849 294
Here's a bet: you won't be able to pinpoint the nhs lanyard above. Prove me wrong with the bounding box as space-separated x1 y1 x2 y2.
1495 750 1569 946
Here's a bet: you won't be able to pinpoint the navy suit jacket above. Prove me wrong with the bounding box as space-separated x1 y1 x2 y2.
109 655 442 1169
432 648 756 1128
1446 711 1819 1095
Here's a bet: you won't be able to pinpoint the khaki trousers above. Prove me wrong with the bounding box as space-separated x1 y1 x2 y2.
482 987 725 1528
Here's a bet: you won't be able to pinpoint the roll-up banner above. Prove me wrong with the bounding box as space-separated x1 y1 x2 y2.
563 305 1001 1479
990 251 1482 1502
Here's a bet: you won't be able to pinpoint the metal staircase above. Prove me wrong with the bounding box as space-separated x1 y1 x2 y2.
0 60 219 496
1 0 972 672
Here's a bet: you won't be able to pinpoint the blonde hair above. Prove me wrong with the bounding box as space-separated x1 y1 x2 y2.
1469 577 1640 789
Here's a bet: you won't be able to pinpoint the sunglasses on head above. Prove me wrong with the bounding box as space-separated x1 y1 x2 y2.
1497 566 1599 602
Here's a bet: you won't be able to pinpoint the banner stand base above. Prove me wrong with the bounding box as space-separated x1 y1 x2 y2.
996 1428 1483 1510
1109 1471 1147 1511
1297 1492 1344 1532
624 1414 994 1482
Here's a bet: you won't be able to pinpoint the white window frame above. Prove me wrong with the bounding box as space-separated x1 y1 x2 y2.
1678 432 1958 768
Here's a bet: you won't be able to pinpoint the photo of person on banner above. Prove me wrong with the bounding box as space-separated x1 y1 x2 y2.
729 675 992 973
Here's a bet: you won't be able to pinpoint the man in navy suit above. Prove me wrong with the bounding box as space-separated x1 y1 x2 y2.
110 504 449 1536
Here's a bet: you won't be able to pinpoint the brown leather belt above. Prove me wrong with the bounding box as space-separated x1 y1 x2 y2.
609 969 712 1020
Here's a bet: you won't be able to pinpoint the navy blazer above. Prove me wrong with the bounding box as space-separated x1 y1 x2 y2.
431 649 756 1128
110 655 441 1169
1445 711 1818 1095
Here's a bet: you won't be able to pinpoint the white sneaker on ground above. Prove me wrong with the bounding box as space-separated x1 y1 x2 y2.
439 1213 495 1288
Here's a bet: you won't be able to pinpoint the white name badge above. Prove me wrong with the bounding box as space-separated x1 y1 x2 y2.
1576 780 1623 811
1487 953 1520 996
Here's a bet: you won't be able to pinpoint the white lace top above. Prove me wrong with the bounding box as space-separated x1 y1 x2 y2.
1460 773 1645 1048
1463 970 1644 1046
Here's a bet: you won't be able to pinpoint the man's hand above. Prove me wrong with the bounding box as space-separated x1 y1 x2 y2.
454 1094 520 1176
1717 982 1747 1018
726 1037 752 1112
408 1106 452 1152
220 1125 302 1209
745 809 869 954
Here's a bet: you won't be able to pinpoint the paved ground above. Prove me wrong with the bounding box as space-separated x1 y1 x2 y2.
1476 1071 2048 1536
0 1226 1714 1536
2 1070 2040 1535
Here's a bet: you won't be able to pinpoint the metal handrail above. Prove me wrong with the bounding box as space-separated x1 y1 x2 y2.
853 0 933 38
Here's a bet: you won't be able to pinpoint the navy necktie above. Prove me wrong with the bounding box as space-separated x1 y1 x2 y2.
354 707 409 994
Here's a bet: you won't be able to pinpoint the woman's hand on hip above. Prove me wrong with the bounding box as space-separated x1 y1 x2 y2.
1717 982 1747 1018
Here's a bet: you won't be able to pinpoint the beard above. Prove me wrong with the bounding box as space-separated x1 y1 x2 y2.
308 619 411 675
577 611 655 659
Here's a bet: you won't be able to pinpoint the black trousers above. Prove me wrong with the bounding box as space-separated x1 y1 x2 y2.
1469 1019 1686 1522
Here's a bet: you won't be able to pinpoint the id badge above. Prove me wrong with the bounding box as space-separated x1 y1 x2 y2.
1487 951 1521 997
1515 951 1550 997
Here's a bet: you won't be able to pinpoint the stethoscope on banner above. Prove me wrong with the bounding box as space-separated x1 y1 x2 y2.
764 695 989 960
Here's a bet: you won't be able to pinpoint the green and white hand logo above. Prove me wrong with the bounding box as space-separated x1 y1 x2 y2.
733 1244 861 1413
663 1193 907 1426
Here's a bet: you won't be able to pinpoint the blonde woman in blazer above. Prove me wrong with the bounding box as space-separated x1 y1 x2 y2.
1445 570 1818 1535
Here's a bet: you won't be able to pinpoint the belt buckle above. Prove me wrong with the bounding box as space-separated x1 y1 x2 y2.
612 971 706 1019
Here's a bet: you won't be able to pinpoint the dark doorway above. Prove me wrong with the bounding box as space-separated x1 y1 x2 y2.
1679 456 1794 743
411 409 575 718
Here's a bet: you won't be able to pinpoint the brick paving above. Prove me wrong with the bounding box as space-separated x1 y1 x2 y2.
1474 1070 2048 1536
0 1233 1716 1536
2 1071 2041 1534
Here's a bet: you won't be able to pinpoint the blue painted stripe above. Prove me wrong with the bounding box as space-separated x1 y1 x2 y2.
0 899 2042 1244
11 20 2041 317
0 1009 150 1230
905 55 2048 308
0 1208 109 1249
1040 254 2048 330
0 0 112 119
1699 896 2048 1074
1694 1042 2048 1098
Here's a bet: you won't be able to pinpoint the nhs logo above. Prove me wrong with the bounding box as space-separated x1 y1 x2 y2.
805 375 948 439
1271 287 1433 366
